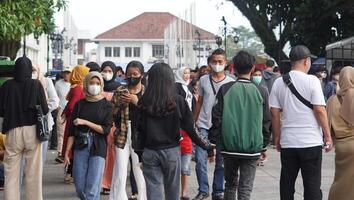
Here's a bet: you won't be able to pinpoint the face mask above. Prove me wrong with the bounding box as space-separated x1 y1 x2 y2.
102 73 113 81
127 76 141 86
32 73 38 79
252 76 262 85
211 64 225 73
88 84 101 96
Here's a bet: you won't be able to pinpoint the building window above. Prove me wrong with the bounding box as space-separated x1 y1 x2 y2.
113 47 120 57
133 47 140 57
105 47 112 57
152 45 164 57
125 47 132 57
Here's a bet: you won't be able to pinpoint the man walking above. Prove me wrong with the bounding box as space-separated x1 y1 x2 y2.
193 48 234 200
209 51 271 200
269 45 333 200
54 66 71 163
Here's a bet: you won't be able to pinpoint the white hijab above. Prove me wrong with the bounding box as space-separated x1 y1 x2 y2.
175 67 190 86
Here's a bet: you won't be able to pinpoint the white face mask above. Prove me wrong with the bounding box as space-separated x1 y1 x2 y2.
101 73 113 81
32 73 38 79
88 84 101 96
211 64 225 73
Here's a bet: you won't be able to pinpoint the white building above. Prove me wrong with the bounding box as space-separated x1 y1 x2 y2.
93 12 216 70
16 34 52 73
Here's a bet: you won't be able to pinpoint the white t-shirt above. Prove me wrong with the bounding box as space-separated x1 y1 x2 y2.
269 70 326 148
55 79 71 109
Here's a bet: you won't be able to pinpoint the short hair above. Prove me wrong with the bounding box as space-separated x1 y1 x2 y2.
116 66 124 74
273 66 280 73
86 62 100 72
207 56 212 64
266 59 275 68
233 51 255 74
211 48 226 59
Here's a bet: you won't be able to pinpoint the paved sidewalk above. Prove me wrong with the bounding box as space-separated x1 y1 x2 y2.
0 149 335 200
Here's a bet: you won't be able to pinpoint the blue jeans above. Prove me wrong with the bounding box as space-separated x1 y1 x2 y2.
195 128 224 196
181 153 192 176
142 147 181 200
73 134 105 200
0 164 4 187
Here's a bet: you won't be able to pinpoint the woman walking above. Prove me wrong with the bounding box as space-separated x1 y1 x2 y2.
175 67 195 200
109 61 146 200
100 61 120 195
136 63 213 200
0 57 48 200
61 65 89 183
64 72 113 200
327 66 354 200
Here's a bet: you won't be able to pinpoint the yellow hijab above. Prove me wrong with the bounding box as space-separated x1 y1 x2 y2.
69 65 89 85
83 71 104 102
337 66 354 126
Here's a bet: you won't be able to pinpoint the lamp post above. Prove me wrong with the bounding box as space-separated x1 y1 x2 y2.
221 16 227 53
50 31 64 70
193 30 202 66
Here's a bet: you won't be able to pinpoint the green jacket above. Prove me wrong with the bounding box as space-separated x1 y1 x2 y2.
209 79 271 159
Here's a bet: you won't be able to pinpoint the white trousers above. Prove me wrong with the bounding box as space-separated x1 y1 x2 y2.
109 122 146 200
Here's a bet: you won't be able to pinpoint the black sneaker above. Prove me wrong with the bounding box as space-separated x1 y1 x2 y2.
181 196 190 200
192 192 209 200
55 156 64 163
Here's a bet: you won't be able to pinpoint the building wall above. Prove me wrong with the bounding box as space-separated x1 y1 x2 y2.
16 34 52 73
96 40 164 66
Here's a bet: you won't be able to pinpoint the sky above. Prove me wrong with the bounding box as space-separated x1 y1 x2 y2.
55 0 252 38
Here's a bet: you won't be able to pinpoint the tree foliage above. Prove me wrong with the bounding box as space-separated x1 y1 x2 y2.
0 0 66 59
229 0 354 61
226 25 264 59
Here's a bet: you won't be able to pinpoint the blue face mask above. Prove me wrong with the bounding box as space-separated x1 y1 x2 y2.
252 76 262 85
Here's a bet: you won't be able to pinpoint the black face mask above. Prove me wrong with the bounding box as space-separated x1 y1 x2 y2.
127 76 141 86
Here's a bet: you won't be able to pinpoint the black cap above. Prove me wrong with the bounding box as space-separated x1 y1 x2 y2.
289 45 316 62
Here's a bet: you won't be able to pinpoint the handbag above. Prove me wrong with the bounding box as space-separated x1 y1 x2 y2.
74 130 90 150
35 105 50 142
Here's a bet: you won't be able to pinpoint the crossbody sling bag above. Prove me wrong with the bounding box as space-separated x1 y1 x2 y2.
282 73 314 110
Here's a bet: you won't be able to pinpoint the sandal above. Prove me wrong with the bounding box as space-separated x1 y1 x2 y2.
100 188 110 195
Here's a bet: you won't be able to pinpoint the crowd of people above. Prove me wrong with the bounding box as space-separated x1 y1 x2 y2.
0 45 353 200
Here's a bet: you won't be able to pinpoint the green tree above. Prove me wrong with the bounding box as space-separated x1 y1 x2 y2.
228 0 354 62
226 25 264 59
0 0 66 60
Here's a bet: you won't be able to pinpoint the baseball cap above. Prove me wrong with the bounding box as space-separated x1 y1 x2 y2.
289 45 317 62
62 66 72 72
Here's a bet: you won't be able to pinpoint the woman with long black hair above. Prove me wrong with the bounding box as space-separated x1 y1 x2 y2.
136 63 213 200
109 61 146 200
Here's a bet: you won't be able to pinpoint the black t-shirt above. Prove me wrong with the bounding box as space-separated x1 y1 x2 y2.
70 98 113 158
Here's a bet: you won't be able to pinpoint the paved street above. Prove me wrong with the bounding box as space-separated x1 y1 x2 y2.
0 148 335 200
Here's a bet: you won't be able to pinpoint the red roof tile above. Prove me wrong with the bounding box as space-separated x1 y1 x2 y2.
95 12 215 40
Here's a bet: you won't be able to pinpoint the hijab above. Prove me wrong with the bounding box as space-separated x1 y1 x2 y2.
83 72 104 102
175 67 190 86
337 66 354 126
70 65 90 86
101 61 119 92
4 57 40 111
14 56 32 82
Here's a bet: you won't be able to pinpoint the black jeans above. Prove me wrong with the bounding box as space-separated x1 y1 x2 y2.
223 155 257 200
280 146 322 200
